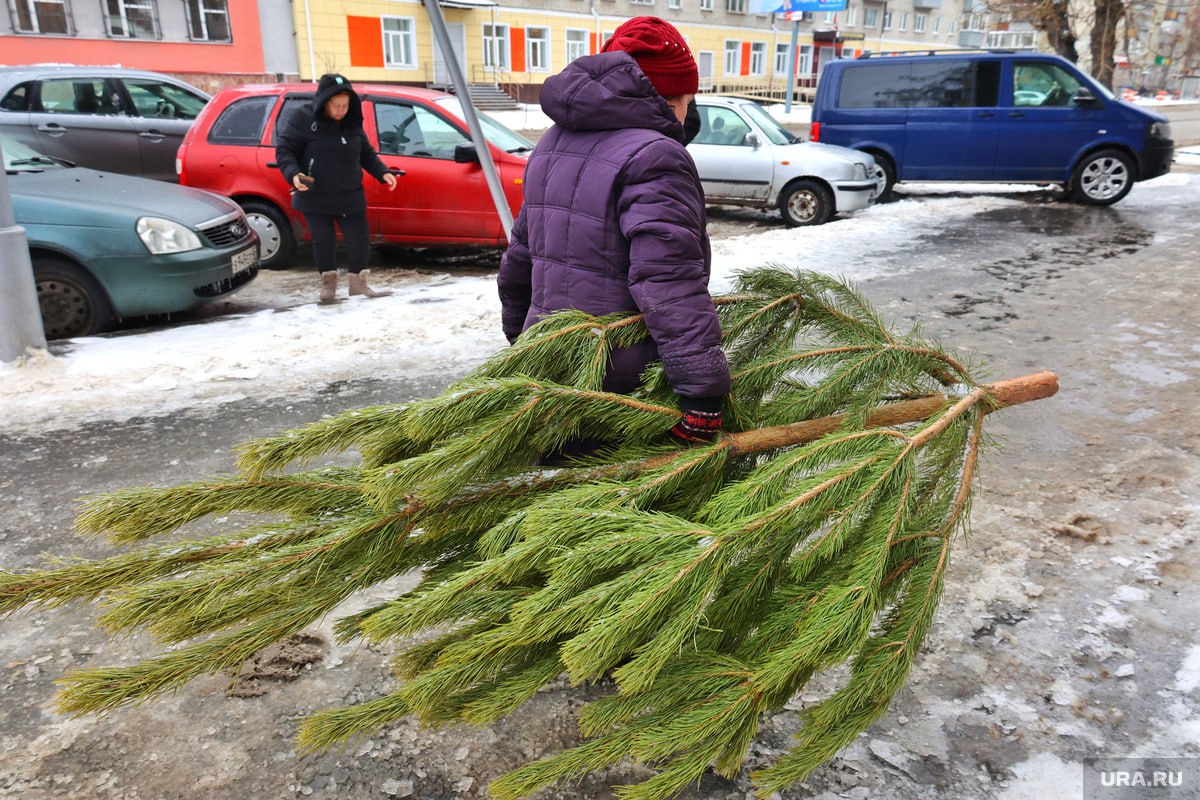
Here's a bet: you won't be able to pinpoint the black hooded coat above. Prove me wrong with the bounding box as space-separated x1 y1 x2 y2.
275 74 390 216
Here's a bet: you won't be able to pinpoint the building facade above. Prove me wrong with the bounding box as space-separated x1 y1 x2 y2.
1 0 299 92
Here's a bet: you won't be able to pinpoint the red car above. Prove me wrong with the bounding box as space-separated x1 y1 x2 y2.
176 83 532 268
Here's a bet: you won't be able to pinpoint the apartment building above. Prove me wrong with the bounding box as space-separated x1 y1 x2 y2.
1 1 298 91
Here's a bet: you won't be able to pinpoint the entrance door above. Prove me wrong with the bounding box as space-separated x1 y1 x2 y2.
433 24 467 86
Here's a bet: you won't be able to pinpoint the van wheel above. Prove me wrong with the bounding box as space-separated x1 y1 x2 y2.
33 256 114 340
780 180 833 227
1071 149 1134 206
870 154 897 202
240 200 296 269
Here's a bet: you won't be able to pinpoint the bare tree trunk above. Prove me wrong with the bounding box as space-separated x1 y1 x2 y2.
1037 0 1080 62
1090 0 1126 88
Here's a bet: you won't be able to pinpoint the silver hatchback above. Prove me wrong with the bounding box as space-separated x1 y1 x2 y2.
0 65 209 182
689 95 884 226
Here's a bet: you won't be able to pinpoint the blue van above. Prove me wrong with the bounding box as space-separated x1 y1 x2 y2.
810 51 1174 205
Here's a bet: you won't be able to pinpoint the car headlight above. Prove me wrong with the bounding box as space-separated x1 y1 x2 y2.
852 163 868 181
1149 121 1172 140
137 217 202 254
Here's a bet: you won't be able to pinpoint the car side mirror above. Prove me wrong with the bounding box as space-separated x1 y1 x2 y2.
745 131 760 148
1072 87 1100 108
454 142 480 164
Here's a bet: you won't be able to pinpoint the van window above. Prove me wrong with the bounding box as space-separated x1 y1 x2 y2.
838 60 1000 108
1012 62 1083 107
207 95 276 145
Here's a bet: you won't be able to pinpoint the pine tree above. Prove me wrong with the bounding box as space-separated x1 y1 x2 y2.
0 268 1056 799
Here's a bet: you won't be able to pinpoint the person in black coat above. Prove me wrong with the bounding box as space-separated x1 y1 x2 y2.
275 73 397 302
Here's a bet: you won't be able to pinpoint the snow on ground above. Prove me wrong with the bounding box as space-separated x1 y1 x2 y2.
2 100 1197 437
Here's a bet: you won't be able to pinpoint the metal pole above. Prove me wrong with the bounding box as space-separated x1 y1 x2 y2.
0 144 47 362
785 19 800 113
423 0 514 241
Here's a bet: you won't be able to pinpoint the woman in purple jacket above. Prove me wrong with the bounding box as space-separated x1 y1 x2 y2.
498 16 730 443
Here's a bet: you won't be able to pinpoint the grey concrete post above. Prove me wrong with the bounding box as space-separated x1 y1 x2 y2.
0 147 47 363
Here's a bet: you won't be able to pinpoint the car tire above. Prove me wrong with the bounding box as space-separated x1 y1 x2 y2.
1070 149 1134 206
240 200 296 270
779 179 834 227
33 256 114 340
870 153 897 202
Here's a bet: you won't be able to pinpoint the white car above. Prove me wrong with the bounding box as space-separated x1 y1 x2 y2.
689 95 885 226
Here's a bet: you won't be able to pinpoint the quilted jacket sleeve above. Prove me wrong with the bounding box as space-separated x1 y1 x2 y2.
497 206 533 344
617 138 730 399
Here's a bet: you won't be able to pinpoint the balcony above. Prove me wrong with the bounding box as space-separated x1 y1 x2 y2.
958 30 986 47
912 0 941 8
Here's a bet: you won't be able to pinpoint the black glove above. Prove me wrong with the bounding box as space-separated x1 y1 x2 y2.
670 396 723 443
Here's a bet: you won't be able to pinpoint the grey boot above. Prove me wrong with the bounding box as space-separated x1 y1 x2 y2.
348 269 392 298
319 271 339 304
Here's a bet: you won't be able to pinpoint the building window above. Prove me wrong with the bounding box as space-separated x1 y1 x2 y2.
631 0 653 5
382 17 416 68
914 13 926 32
700 0 713 9
565 28 588 62
9 0 72 33
933 15 941 32
104 0 157 39
864 7 878 27
749 41 766 75
527 26 551 72
723 40 741 75
844 6 857 25
950 18 958 32
898 11 907 30
483 24 510 70
882 10 893 29
184 0 229 42
668 0 681 8
774 42 787 73
726 0 746 13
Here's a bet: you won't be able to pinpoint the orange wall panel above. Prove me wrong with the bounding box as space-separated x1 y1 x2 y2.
347 16 385 68
741 42 751 76
590 32 598 55
0 3 265 74
510 28 526 72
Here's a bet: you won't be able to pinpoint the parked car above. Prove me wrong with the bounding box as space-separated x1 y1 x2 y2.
4 133 258 339
810 51 1174 205
688 95 883 226
0 65 211 182
176 83 532 269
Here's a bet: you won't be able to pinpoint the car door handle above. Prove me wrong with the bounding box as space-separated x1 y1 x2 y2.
388 168 406 176
139 131 166 142
37 123 66 135
976 111 995 118
267 162 278 168
1008 111 1026 118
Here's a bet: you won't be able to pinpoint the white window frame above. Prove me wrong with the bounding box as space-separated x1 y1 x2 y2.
933 15 941 32
723 39 741 75
668 0 681 7
726 0 746 13
797 43 812 75
844 6 857 25
104 0 157 39
184 0 229 42
700 0 713 9
9 0 72 33
382 16 417 69
864 7 878 27
631 0 653 5
483 23 510 70
526 26 551 73
565 27 588 62
914 13 926 32
774 42 788 74
749 41 766 76
882 10 893 29
898 11 908 30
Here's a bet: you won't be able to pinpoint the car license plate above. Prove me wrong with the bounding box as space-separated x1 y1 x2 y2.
231 246 257 276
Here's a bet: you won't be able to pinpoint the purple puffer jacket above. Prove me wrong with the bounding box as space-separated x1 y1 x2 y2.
498 51 730 400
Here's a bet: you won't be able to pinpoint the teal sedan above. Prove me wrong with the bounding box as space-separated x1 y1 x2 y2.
4 134 258 339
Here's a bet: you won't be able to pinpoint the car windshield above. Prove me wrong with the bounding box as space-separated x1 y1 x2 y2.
739 102 800 145
1 134 68 172
433 98 535 153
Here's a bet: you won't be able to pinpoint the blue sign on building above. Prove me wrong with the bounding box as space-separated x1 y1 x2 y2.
748 0 848 12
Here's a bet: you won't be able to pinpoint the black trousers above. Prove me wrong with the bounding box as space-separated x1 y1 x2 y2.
302 211 369 274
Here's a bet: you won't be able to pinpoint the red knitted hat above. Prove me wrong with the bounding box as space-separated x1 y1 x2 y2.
602 16 698 98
